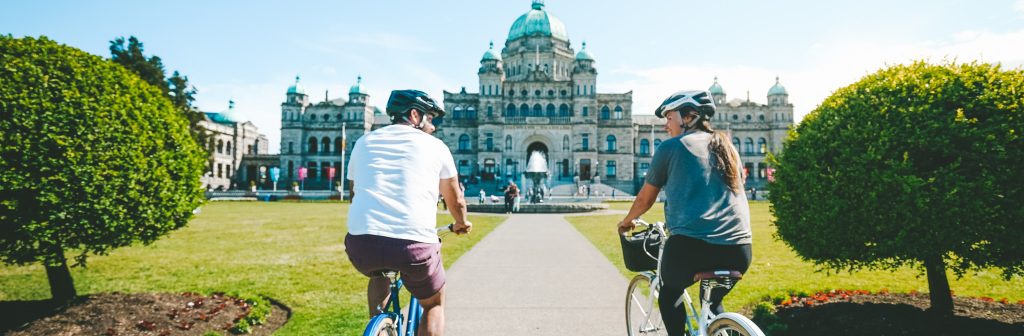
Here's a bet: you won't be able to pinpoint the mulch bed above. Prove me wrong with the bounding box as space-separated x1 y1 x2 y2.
758 291 1024 336
1 292 289 336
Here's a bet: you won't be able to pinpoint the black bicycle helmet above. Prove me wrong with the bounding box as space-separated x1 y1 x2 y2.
654 90 716 119
386 89 446 120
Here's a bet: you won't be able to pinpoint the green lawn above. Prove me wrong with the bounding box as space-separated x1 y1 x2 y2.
569 200 1024 310
0 202 504 335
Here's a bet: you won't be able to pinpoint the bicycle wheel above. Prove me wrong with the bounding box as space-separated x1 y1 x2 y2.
363 314 399 336
707 313 765 336
626 274 667 336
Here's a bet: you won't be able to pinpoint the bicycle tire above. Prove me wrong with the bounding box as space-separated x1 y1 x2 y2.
363 314 399 336
626 274 668 336
707 313 765 336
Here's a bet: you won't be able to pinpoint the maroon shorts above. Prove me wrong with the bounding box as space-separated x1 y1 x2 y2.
344 233 446 299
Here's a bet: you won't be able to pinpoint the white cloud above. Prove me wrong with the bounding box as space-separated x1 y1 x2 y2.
613 28 1024 125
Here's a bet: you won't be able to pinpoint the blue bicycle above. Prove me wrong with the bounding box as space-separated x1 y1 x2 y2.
362 224 453 336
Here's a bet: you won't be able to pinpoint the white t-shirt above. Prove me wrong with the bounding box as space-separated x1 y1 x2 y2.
346 125 457 243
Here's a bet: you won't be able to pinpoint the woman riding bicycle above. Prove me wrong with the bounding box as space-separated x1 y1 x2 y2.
617 90 752 336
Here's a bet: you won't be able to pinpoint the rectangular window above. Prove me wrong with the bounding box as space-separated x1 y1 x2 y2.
582 106 589 117
606 160 616 178
227 165 231 178
485 133 494 151
217 163 222 178
743 162 753 180
582 134 590 151
487 106 493 117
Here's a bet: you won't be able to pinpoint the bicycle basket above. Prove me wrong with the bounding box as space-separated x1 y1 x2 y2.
619 228 663 272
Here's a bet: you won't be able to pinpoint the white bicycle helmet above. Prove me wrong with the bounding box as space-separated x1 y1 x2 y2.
654 90 716 119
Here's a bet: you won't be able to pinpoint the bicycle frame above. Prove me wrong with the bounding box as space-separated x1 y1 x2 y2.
364 271 424 336
631 220 753 336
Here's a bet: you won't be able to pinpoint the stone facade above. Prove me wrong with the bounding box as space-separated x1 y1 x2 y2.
199 100 270 190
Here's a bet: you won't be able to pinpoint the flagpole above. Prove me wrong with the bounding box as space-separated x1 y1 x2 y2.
341 123 347 200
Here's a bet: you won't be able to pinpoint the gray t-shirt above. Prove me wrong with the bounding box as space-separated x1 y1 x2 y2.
645 131 752 245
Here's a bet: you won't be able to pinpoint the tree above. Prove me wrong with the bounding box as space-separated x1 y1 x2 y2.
769 61 1024 314
111 36 209 149
0 36 206 304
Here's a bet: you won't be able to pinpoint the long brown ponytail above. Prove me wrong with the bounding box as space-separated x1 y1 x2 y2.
696 119 742 193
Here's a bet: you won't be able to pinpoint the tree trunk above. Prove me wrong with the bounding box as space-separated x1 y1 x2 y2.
924 255 953 315
44 247 77 305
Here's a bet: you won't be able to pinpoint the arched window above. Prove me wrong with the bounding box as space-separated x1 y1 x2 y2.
520 104 529 116
453 106 463 119
322 137 331 154
532 104 542 117
546 104 556 117
534 90 541 97
308 137 318 153
601 106 610 120
654 139 662 148
563 135 570 151
758 138 768 154
505 135 512 151
744 138 754 154
745 115 752 121
640 139 650 155
732 137 741 152
216 140 223 154
322 114 330 121
309 113 317 121
758 114 765 121
548 89 554 96
614 106 623 119
335 137 343 154
559 104 569 116
458 134 470 151
606 135 617 152
226 141 232 154
560 90 567 97
467 107 476 119
506 103 516 117
521 89 528 96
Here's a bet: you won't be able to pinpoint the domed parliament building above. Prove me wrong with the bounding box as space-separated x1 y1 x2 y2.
251 0 794 194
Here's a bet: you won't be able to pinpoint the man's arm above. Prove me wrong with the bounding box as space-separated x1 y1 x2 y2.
439 177 471 234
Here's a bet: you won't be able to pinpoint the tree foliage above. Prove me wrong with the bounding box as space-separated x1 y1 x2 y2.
110 36 208 149
769 61 1024 311
0 35 205 270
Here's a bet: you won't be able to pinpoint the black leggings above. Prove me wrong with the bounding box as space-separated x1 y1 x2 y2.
658 234 752 336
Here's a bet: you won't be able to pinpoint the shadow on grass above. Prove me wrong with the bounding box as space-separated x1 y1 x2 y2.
775 302 1024 336
0 299 64 333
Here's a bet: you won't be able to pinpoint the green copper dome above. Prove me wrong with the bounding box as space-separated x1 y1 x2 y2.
768 76 788 95
481 41 502 62
349 75 366 95
575 41 594 61
709 77 725 95
287 75 306 95
507 0 569 42
219 100 241 123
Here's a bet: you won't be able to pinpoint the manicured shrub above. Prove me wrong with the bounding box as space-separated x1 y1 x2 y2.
769 61 1024 314
0 36 205 303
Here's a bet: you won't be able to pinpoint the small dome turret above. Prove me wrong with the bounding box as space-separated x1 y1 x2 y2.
709 76 725 95
481 41 502 62
575 41 595 61
220 99 241 123
287 75 306 95
349 75 367 95
768 76 788 96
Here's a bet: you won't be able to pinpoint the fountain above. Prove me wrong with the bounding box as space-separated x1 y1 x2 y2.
523 150 548 204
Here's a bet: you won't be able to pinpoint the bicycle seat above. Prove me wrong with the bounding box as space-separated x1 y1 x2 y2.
693 270 743 281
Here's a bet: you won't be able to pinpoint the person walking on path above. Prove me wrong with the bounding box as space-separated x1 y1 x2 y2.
617 90 752 336
478 189 485 204
503 181 519 214
345 89 472 336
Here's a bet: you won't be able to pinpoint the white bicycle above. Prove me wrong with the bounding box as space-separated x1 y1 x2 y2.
622 219 764 336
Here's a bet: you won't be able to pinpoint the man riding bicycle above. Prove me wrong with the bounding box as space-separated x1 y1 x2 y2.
345 89 471 336
617 90 753 336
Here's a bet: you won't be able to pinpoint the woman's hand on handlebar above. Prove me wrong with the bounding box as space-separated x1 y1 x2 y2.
617 218 636 235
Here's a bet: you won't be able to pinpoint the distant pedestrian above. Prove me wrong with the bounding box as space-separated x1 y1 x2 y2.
479 189 486 204
503 181 519 214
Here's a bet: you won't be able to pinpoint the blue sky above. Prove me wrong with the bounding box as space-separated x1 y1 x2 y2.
4 0 1023 153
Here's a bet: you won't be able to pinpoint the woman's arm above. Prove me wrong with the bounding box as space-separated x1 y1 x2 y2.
617 183 661 233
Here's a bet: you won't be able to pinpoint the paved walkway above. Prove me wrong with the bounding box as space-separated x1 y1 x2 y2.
445 213 627 335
